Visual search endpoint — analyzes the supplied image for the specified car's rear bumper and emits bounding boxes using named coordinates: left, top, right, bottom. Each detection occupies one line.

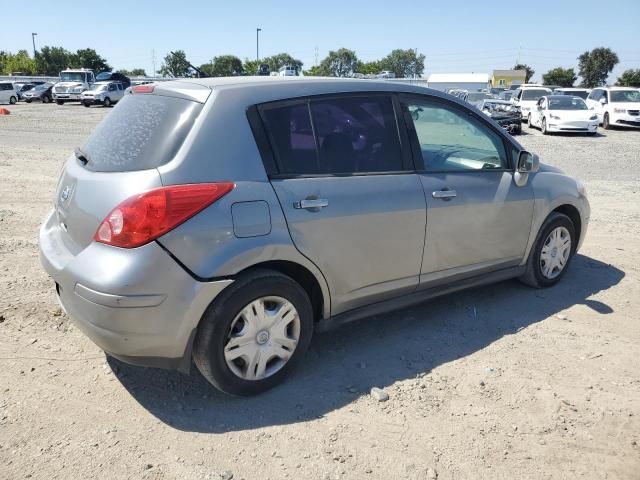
left=39, top=209, right=232, bottom=372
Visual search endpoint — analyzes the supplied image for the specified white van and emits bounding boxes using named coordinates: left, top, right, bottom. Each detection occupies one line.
left=585, top=87, right=640, bottom=129
left=0, top=82, right=18, bottom=105
left=512, top=85, right=552, bottom=122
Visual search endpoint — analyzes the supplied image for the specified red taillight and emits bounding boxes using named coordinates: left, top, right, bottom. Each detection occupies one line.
left=132, top=84, right=155, bottom=94
left=94, top=183, right=235, bottom=248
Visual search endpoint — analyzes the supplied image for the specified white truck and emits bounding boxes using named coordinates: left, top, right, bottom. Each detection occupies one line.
left=52, top=68, right=96, bottom=105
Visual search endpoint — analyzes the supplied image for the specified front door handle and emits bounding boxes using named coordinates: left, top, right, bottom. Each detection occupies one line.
left=432, top=189, right=457, bottom=200
left=294, top=198, right=329, bottom=210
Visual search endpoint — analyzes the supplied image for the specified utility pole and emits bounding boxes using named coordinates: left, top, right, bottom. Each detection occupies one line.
left=151, top=49, right=156, bottom=77
left=314, top=46, right=319, bottom=66
left=256, top=28, right=262, bottom=62
left=31, top=33, right=38, bottom=59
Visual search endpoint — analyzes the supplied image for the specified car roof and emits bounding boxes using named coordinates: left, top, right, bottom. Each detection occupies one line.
left=600, top=86, right=639, bottom=91
left=151, top=76, right=453, bottom=104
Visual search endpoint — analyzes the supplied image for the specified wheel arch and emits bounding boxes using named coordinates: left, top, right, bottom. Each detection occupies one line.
left=239, top=260, right=327, bottom=323
left=551, top=204, right=582, bottom=249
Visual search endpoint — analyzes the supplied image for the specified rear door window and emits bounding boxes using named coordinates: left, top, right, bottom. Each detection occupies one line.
left=81, top=94, right=202, bottom=172
left=260, top=95, right=403, bottom=175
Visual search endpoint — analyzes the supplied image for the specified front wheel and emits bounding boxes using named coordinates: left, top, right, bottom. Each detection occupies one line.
left=42, top=95, right=51, bottom=104
left=193, top=269, right=314, bottom=396
left=527, top=114, right=533, bottom=128
left=25, top=99, right=32, bottom=103
left=83, top=101, right=91, bottom=108
left=541, top=118, right=548, bottom=135
left=56, top=100, right=64, bottom=105
left=103, top=97, right=112, bottom=107
left=519, top=212, right=576, bottom=288
left=603, top=113, right=611, bottom=130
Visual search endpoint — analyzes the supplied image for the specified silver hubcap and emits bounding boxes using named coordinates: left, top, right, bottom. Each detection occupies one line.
left=224, top=296, right=300, bottom=381
left=540, top=226, right=571, bottom=279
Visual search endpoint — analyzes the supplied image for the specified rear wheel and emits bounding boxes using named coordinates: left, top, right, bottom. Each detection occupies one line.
left=42, top=95, right=51, bottom=104
left=603, top=113, right=611, bottom=130
left=9, top=96, right=17, bottom=105
left=519, top=212, right=576, bottom=288
left=193, top=269, right=314, bottom=396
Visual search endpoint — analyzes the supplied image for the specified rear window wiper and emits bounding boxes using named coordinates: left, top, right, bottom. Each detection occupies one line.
left=74, top=147, right=90, bottom=166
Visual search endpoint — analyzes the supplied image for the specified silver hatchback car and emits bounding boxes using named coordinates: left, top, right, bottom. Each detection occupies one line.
left=39, top=78, right=590, bottom=396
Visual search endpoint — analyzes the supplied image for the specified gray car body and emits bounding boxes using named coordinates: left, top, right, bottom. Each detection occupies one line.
left=39, top=77, right=590, bottom=372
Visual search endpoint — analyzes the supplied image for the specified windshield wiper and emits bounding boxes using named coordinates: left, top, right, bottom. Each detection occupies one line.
left=74, top=147, right=90, bottom=166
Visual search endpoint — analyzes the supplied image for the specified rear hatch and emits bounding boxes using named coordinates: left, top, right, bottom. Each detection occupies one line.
left=54, top=82, right=211, bottom=254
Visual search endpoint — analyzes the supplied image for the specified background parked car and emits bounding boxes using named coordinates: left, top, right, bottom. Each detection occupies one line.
left=22, top=83, right=54, bottom=103
left=95, top=71, right=131, bottom=89
left=585, top=87, right=640, bottom=130
left=81, top=81, right=125, bottom=107
left=479, top=99, right=522, bottom=134
left=463, top=91, right=494, bottom=108
left=14, top=83, right=35, bottom=100
left=512, top=85, right=553, bottom=122
left=0, top=82, right=18, bottom=104
left=528, top=95, right=598, bottom=135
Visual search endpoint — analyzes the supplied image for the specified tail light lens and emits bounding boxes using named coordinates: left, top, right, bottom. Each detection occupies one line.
left=132, top=84, right=155, bottom=94
left=94, top=183, right=234, bottom=248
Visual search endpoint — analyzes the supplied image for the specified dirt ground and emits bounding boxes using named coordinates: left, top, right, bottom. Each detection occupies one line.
left=1, top=102, right=639, bottom=480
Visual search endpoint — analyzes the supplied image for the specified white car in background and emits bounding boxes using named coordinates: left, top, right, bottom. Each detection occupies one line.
left=512, top=85, right=553, bottom=122
left=585, top=87, right=640, bottom=129
left=528, top=95, right=598, bottom=135
left=81, top=81, right=125, bottom=107
left=553, top=87, right=590, bottom=100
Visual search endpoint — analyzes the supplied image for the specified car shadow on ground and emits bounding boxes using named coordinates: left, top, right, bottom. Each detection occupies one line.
left=108, top=254, right=623, bottom=433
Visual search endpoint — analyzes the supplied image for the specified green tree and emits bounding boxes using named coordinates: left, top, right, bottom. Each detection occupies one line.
left=261, top=53, right=303, bottom=72
left=542, top=67, right=577, bottom=87
left=303, top=65, right=324, bottom=76
left=159, top=50, right=192, bottom=77
left=72, top=48, right=111, bottom=72
left=616, top=69, right=640, bottom=87
left=513, top=63, right=535, bottom=83
left=380, top=49, right=425, bottom=78
left=200, top=55, right=244, bottom=77
left=356, top=60, right=383, bottom=75
left=318, top=48, right=360, bottom=77
left=1, top=50, right=37, bottom=75
left=35, top=46, right=74, bottom=76
left=242, top=59, right=261, bottom=75
left=578, top=47, right=619, bottom=88
left=118, top=68, right=147, bottom=76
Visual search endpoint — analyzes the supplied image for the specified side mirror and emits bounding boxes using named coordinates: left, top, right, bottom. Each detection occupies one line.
left=517, top=151, right=539, bottom=173
left=599, top=97, right=607, bottom=105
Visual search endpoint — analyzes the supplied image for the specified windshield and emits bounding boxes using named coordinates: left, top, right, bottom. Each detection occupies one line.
left=522, top=89, right=551, bottom=100
left=558, top=90, right=589, bottom=99
left=33, top=84, right=50, bottom=91
left=610, top=90, right=640, bottom=103
left=548, top=97, right=588, bottom=110
left=82, top=94, right=203, bottom=172
left=60, top=72, right=87, bottom=82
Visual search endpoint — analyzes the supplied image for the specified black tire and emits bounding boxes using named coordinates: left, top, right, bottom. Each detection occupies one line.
left=25, top=99, right=32, bottom=103
left=193, top=269, right=314, bottom=396
left=515, top=125, right=522, bottom=135
left=527, top=114, right=533, bottom=128
left=519, top=212, right=576, bottom=288
left=603, top=113, right=611, bottom=130
left=42, top=95, right=51, bottom=104
left=9, top=96, right=17, bottom=105
left=541, top=118, right=548, bottom=135
left=56, top=100, right=64, bottom=105
left=103, top=97, right=112, bottom=107
left=83, top=101, right=91, bottom=108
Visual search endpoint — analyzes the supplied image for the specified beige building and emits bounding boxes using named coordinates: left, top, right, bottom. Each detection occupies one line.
left=492, top=69, right=527, bottom=88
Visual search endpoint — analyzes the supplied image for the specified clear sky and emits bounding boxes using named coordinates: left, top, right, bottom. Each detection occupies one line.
left=4, top=0, right=639, bottom=82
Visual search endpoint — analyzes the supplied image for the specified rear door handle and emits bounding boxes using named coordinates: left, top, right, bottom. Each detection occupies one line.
left=294, top=198, right=329, bottom=210
left=432, top=189, right=457, bottom=200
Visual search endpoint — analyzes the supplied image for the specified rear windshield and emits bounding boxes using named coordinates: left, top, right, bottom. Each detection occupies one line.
left=81, top=94, right=202, bottom=172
